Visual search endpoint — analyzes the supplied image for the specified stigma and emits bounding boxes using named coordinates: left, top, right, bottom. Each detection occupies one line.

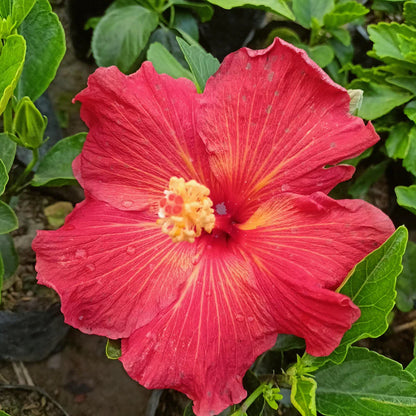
left=157, top=177, right=215, bottom=243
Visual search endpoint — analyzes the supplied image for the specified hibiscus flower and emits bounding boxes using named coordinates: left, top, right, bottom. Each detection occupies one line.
left=33, top=38, right=394, bottom=415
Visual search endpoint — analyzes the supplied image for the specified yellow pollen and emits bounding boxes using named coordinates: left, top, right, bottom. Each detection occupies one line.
left=157, top=177, right=215, bottom=243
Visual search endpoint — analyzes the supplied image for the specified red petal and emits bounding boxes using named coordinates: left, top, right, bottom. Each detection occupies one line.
left=120, top=238, right=277, bottom=415
left=237, top=192, right=395, bottom=355
left=32, top=197, right=198, bottom=338
left=199, top=38, right=378, bottom=219
left=74, top=64, right=212, bottom=212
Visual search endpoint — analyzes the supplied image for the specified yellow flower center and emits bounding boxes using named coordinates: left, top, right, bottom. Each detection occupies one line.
left=157, top=177, right=215, bottom=243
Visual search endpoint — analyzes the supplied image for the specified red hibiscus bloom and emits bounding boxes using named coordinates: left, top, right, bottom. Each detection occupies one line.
left=33, top=38, right=394, bottom=415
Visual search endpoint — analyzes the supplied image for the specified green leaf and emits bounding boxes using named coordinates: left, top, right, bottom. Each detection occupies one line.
left=11, top=0, right=35, bottom=28
left=307, top=226, right=408, bottom=368
left=396, top=185, right=416, bottom=216
left=403, top=126, right=416, bottom=175
left=177, top=38, right=219, bottom=93
left=404, top=1, right=416, bottom=26
left=0, top=0, right=12, bottom=17
left=347, top=160, right=389, bottom=199
left=92, top=4, right=158, bottom=73
left=386, top=122, right=412, bottom=159
left=292, top=0, right=334, bottom=28
left=173, top=9, right=199, bottom=41
left=323, top=1, right=368, bottom=29
left=31, top=132, right=86, bottom=187
left=0, top=234, right=18, bottom=281
left=147, top=42, right=193, bottom=80
left=291, top=375, right=317, bottom=416
left=308, top=44, right=334, bottom=68
left=315, top=347, right=416, bottom=416
left=349, top=80, right=413, bottom=120
left=387, top=76, right=416, bottom=95
left=0, top=159, right=8, bottom=196
left=171, top=0, right=214, bottom=23
left=0, top=251, right=3, bottom=304
left=406, top=355, right=416, bottom=378
left=0, top=34, right=25, bottom=116
left=405, top=100, right=416, bottom=123
left=206, top=0, right=295, bottom=20
left=329, top=28, right=351, bottom=46
left=396, top=240, right=416, bottom=312
left=273, top=334, right=305, bottom=352
left=0, top=200, right=18, bottom=234
left=368, top=22, right=416, bottom=62
left=0, top=133, right=16, bottom=174
left=16, top=0, right=65, bottom=101
left=0, top=410, right=11, bottom=416
left=105, top=338, right=121, bottom=359
left=183, top=402, right=196, bottom=416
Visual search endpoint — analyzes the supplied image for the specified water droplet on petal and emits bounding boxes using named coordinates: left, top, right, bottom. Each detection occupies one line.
left=122, top=200, right=133, bottom=208
left=75, top=249, right=87, bottom=259
left=78, top=315, right=84, bottom=321
left=247, top=316, right=254, bottom=322
left=86, top=263, right=95, bottom=272
left=236, top=314, right=244, bottom=322
left=126, top=246, right=135, bottom=255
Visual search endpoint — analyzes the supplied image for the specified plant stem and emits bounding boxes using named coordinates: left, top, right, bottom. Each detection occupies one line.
left=230, top=384, right=265, bottom=415
left=5, top=147, right=39, bottom=198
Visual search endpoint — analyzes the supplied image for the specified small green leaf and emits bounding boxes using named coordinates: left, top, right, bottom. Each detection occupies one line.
left=31, top=132, right=86, bottom=187
left=307, top=44, right=334, bottom=68
left=0, top=133, right=17, bottom=172
left=368, top=22, right=416, bottom=62
left=292, top=0, right=334, bottom=28
left=0, top=34, right=26, bottom=116
left=329, top=28, right=351, bottom=46
left=315, top=347, right=416, bottom=416
left=404, top=1, right=416, bottom=26
left=396, top=240, right=416, bottom=312
left=323, top=1, right=368, bottom=29
left=403, top=126, right=416, bottom=175
left=307, top=226, right=408, bottom=368
left=16, top=0, right=65, bottom=101
left=347, top=160, right=389, bottom=199
left=291, top=375, right=317, bottom=416
left=11, top=0, right=35, bottom=28
left=171, top=0, right=214, bottom=23
left=0, top=200, right=18, bottom=234
left=349, top=80, right=413, bottom=120
left=92, top=5, right=158, bottom=73
left=105, top=338, right=121, bottom=359
left=0, top=233, right=18, bottom=281
left=386, top=122, right=412, bottom=159
left=177, top=38, right=219, bottom=93
left=205, top=0, right=295, bottom=20
left=0, top=410, right=11, bottom=416
left=0, top=159, right=8, bottom=196
left=147, top=42, right=193, bottom=80
left=396, top=185, right=416, bottom=216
